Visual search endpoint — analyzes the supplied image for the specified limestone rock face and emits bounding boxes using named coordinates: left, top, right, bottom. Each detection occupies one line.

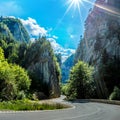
left=24, top=39, right=60, bottom=98
left=75, top=0, right=120, bottom=98
left=0, top=17, right=30, bottom=42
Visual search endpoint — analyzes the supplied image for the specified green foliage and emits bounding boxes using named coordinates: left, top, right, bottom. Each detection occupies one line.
left=17, top=42, right=28, bottom=65
left=0, top=99, right=68, bottom=111
left=0, top=17, right=61, bottom=100
left=23, top=38, right=49, bottom=68
left=12, top=65, right=31, bottom=91
left=16, top=91, right=26, bottom=100
left=0, top=22, right=15, bottom=43
left=0, top=47, right=31, bottom=101
left=0, top=47, right=4, bottom=60
left=0, top=22, right=19, bottom=64
left=22, top=38, right=61, bottom=97
left=0, top=53, right=17, bottom=100
left=61, top=84, right=69, bottom=96
left=23, top=39, right=51, bottom=95
left=63, top=61, right=96, bottom=99
left=5, top=43, right=19, bottom=63
left=54, top=55, right=61, bottom=81
left=109, top=87, right=120, bottom=100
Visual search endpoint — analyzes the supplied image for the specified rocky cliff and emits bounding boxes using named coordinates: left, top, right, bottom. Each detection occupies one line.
left=0, top=17, right=30, bottom=42
left=0, top=17, right=60, bottom=98
left=75, top=0, right=120, bottom=98
left=23, top=38, right=61, bottom=98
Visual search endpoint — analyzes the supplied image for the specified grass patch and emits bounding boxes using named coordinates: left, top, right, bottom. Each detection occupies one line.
left=0, top=99, right=69, bottom=111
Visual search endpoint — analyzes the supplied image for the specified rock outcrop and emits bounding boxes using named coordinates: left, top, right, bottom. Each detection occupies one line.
left=0, top=17, right=30, bottom=42
left=23, top=38, right=61, bottom=98
left=75, top=0, right=120, bottom=98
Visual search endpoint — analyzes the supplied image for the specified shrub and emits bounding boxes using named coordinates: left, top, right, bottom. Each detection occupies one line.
left=63, top=61, right=96, bottom=99
left=61, top=84, right=69, bottom=96
left=12, top=65, right=31, bottom=91
left=16, top=91, right=26, bottom=100
left=109, top=86, right=120, bottom=100
left=0, top=47, right=4, bottom=60
left=0, top=47, right=31, bottom=101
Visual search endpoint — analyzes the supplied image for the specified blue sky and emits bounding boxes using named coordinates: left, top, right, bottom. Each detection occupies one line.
left=0, top=0, right=96, bottom=49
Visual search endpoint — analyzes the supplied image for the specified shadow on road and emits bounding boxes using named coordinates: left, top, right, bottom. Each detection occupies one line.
left=68, top=99, right=90, bottom=104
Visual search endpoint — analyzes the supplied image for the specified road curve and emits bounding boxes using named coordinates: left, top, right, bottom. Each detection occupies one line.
left=0, top=100, right=120, bottom=120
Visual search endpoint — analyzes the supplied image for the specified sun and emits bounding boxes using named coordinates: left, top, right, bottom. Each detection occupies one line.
left=66, top=0, right=84, bottom=26
left=68, top=0, right=82, bottom=7
left=67, top=0, right=83, bottom=12
left=53, top=0, right=84, bottom=32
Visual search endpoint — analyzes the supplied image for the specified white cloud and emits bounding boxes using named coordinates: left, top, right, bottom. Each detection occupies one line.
left=20, top=17, right=75, bottom=62
left=20, top=17, right=47, bottom=37
left=53, top=35, right=58, bottom=39
left=48, top=38, right=75, bottom=62
left=0, top=1, right=23, bottom=16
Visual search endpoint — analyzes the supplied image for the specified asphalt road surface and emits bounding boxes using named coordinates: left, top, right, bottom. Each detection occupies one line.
left=0, top=100, right=120, bottom=120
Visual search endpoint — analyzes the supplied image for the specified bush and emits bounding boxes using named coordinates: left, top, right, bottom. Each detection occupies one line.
left=63, top=61, right=96, bottom=99
left=12, top=65, right=31, bottom=91
left=61, top=84, right=69, bottom=96
left=0, top=47, right=31, bottom=101
left=0, top=47, right=4, bottom=60
left=109, top=86, right=120, bottom=100
left=16, top=91, right=26, bottom=100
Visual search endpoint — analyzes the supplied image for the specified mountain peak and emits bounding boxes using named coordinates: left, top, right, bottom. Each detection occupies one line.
left=0, top=17, right=30, bottom=42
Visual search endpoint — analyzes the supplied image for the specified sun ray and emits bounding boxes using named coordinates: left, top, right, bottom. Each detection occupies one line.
left=53, top=0, right=120, bottom=33
left=53, top=0, right=84, bottom=33
left=83, top=0, right=120, bottom=17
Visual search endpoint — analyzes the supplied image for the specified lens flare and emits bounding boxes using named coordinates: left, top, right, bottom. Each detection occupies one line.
left=53, top=0, right=84, bottom=32
left=83, top=0, right=120, bottom=16
left=53, top=0, right=120, bottom=33
left=67, top=0, right=83, bottom=10
left=66, top=0, right=83, bottom=16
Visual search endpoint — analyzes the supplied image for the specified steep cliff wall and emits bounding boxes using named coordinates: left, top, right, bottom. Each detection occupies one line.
left=75, top=0, right=120, bottom=98
left=23, top=38, right=61, bottom=98
left=0, top=17, right=30, bottom=42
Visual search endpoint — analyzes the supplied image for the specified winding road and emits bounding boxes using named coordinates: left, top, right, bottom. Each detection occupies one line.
left=0, top=97, right=120, bottom=120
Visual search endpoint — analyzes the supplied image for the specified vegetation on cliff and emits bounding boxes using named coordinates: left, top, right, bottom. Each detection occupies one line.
left=0, top=17, right=61, bottom=101
left=23, top=38, right=61, bottom=98
left=0, top=17, right=30, bottom=43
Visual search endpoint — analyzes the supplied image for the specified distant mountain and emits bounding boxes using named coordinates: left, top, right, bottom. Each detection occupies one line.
left=61, top=54, right=75, bottom=83
left=0, top=16, right=30, bottom=42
